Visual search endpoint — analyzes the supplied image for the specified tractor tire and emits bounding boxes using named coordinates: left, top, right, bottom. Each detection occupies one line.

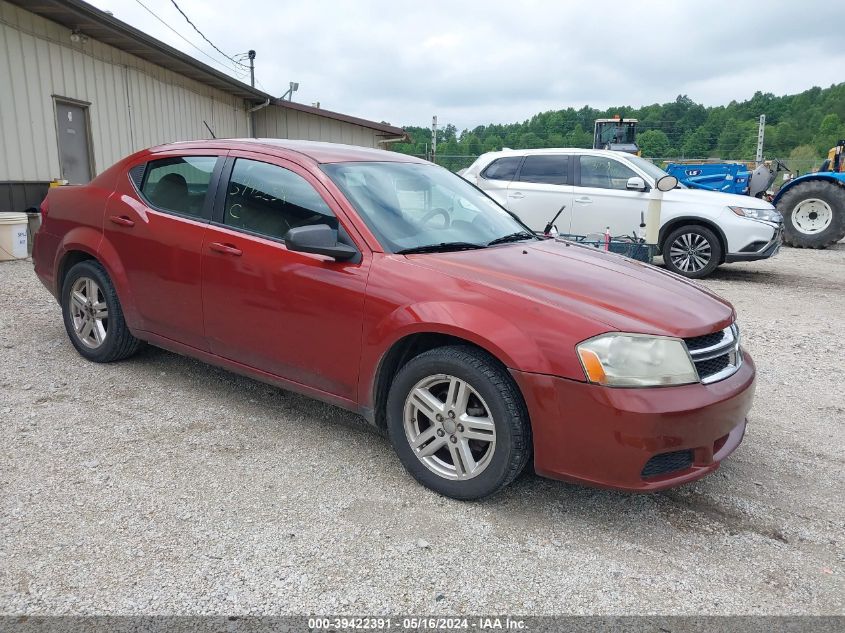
left=776, top=180, right=845, bottom=248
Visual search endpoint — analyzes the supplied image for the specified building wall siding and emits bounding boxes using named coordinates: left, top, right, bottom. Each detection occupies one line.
left=253, top=106, right=388, bottom=149
left=0, top=0, right=248, bottom=183
left=0, top=0, right=399, bottom=213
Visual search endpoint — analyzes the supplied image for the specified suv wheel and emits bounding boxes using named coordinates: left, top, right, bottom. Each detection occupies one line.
left=61, top=260, right=143, bottom=362
left=386, top=346, right=531, bottom=500
left=662, top=225, right=722, bottom=278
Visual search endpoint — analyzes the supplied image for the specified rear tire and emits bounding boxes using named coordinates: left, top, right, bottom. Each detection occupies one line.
left=662, top=225, right=722, bottom=279
left=776, top=180, right=845, bottom=248
left=386, top=346, right=531, bottom=500
left=61, top=260, right=142, bottom=362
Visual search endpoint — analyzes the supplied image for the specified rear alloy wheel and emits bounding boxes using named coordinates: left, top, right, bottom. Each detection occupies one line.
left=68, top=277, right=109, bottom=349
left=386, top=346, right=531, bottom=500
left=61, top=260, right=142, bottom=362
left=662, top=225, right=721, bottom=278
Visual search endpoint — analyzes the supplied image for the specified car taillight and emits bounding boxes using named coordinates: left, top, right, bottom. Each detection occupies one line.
left=39, top=197, right=49, bottom=223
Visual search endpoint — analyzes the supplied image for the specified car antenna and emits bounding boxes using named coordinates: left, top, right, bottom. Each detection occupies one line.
left=203, top=120, right=217, bottom=139
left=543, top=205, right=566, bottom=236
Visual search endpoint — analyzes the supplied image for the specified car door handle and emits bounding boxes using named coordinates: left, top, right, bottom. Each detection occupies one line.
left=575, top=197, right=593, bottom=204
left=509, top=192, right=524, bottom=199
left=109, top=215, right=135, bottom=227
left=208, top=242, right=243, bottom=256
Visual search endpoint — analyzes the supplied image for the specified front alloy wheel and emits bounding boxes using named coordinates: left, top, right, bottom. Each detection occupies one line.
left=404, top=374, right=496, bottom=480
left=386, top=345, right=531, bottom=500
left=662, top=225, right=722, bottom=278
left=669, top=232, right=711, bottom=274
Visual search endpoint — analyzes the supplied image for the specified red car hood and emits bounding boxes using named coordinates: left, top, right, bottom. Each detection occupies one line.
left=403, top=239, right=734, bottom=338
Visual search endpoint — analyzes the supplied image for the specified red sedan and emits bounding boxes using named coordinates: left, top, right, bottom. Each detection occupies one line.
left=33, top=140, right=755, bottom=499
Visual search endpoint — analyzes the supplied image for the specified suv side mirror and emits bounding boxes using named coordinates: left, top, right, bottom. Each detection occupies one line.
left=626, top=176, right=647, bottom=191
left=284, top=224, right=357, bottom=261
left=656, top=174, right=678, bottom=192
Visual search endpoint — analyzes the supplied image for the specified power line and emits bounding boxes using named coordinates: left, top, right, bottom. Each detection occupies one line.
left=168, top=0, right=249, bottom=69
left=132, top=0, right=249, bottom=78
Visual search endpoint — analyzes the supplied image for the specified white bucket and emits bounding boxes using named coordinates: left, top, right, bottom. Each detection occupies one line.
left=0, top=212, right=30, bottom=261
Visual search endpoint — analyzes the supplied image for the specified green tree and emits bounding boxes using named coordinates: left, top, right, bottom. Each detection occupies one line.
left=788, top=144, right=821, bottom=175
left=389, top=83, right=845, bottom=170
left=564, top=124, right=592, bottom=148
left=718, top=119, right=743, bottom=158
left=638, top=130, right=671, bottom=157
left=482, top=135, right=503, bottom=152
left=518, top=132, right=544, bottom=149
left=681, top=127, right=710, bottom=158
left=813, top=114, right=844, bottom=155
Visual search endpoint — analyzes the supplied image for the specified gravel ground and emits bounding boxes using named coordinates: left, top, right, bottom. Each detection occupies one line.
left=0, top=245, right=843, bottom=616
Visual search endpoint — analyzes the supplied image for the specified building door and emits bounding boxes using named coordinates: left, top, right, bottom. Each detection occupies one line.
left=55, top=101, right=93, bottom=184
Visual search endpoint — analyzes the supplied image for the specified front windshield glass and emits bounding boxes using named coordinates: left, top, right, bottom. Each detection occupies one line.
left=623, top=154, right=670, bottom=182
left=322, top=161, right=535, bottom=253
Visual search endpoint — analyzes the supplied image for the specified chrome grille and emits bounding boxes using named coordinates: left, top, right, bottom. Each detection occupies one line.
left=684, top=323, right=741, bottom=384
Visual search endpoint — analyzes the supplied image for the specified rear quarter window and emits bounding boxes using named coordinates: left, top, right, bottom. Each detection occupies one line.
left=481, top=156, right=523, bottom=182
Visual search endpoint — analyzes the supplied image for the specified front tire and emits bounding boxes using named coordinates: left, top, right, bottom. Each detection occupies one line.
left=776, top=180, right=845, bottom=248
left=662, top=225, right=722, bottom=278
left=61, top=260, right=142, bottom=362
left=386, top=346, right=531, bottom=500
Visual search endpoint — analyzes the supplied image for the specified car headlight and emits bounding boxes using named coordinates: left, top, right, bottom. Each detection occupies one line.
left=729, top=206, right=782, bottom=223
left=576, top=333, right=699, bottom=387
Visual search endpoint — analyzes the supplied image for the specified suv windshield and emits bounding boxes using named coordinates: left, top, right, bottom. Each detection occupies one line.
left=322, top=162, right=536, bottom=253
left=622, top=154, right=673, bottom=183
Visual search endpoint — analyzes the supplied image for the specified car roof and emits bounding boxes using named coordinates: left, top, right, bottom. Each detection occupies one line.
left=147, top=138, right=428, bottom=165
left=481, top=147, right=627, bottom=159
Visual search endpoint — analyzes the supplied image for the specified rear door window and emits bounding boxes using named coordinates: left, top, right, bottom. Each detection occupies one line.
left=481, top=156, right=523, bottom=181
left=517, top=155, right=569, bottom=185
left=140, top=156, right=218, bottom=219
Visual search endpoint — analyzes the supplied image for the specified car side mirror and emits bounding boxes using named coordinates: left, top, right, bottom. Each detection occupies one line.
left=284, top=224, right=357, bottom=261
left=656, top=174, right=678, bottom=192
left=626, top=176, right=647, bottom=191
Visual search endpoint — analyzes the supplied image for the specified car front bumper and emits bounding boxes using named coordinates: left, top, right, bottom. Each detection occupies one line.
left=510, top=352, right=756, bottom=491
left=725, top=224, right=783, bottom=263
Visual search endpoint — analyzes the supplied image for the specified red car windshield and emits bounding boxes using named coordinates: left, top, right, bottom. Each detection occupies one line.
left=323, top=162, right=534, bottom=253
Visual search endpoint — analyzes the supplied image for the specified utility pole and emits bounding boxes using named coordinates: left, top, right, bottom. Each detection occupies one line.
left=248, top=50, right=256, bottom=88
left=431, top=115, right=438, bottom=164
left=756, top=114, right=766, bottom=165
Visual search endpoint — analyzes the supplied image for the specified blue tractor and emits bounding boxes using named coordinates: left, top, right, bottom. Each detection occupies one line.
left=772, top=141, right=845, bottom=248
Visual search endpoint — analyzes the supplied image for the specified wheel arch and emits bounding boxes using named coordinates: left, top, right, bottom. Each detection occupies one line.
left=773, top=173, right=845, bottom=205
left=366, top=316, right=539, bottom=432
left=658, top=216, right=729, bottom=264
left=57, top=232, right=142, bottom=331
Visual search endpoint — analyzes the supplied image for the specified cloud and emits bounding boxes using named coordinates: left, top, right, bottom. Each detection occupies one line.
left=91, top=0, right=844, bottom=130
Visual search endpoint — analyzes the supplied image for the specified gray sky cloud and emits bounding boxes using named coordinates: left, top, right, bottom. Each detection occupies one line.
left=91, top=0, right=844, bottom=130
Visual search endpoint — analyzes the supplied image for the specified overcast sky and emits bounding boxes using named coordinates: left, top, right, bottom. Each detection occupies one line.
left=90, top=0, right=843, bottom=131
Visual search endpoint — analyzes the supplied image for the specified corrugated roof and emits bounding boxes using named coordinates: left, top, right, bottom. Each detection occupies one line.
left=9, top=0, right=407, bottom=137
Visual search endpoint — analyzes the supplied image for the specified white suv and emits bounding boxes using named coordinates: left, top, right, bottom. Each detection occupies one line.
left=462, top=148, right=783, bottom=278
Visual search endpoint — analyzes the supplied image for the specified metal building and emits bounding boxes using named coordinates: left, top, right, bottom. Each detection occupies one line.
left=0, top=0, right=406, bottom=213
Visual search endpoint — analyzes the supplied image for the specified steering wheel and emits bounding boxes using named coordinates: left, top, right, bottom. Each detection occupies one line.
left=418, top=207, right=450, bottom=229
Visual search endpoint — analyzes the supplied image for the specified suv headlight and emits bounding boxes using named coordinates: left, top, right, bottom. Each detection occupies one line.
left=729, top=206, right=782, bottom=223
left=577, top=333, right=699, bottom=387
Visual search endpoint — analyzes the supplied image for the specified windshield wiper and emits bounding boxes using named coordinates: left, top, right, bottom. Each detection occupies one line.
left=397, top=242, right=486, bottom=255
left=487, top=231, right=537, bottom=246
